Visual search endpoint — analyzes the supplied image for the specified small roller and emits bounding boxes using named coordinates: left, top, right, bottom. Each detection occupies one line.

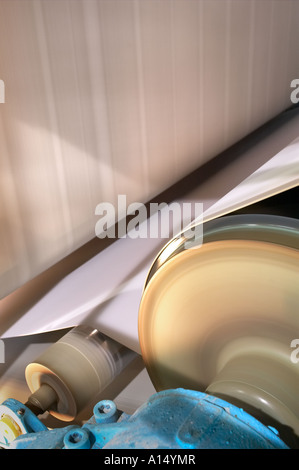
left=25, top=326, right=136, bottom=421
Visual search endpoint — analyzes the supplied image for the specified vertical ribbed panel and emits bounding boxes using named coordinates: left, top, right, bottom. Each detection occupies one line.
left=0, top=0, right=299, bottom=297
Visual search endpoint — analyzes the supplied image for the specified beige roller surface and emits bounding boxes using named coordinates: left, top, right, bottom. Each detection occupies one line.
left=139, top=240, right=299, bottom=431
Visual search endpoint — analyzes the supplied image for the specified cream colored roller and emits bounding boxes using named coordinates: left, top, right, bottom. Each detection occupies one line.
left=25, top=326, right=136, bottom=421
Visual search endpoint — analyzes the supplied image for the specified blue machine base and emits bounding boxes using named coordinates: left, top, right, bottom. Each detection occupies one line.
left=1, top=389, right=288, bottom=449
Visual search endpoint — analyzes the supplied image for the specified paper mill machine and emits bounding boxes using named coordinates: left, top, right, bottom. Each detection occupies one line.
left=0, top=0, right=299, bottom=451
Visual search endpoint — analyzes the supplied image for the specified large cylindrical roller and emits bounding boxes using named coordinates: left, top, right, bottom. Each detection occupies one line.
left=138, top=215, right=299, bottom=441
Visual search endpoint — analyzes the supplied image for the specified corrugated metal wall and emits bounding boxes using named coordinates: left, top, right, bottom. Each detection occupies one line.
left=1, top=0, right=299, bottom=298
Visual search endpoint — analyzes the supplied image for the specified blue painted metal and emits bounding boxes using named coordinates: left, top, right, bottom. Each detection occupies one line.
left=0, top=398, right=47, bottom=447
left=3, top=389, right=289, bottom=449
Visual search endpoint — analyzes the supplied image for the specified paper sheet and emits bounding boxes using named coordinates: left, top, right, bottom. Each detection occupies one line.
left=1, top=135, right=298, bottom=352
left=203, top=136, right=299, bottom=223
